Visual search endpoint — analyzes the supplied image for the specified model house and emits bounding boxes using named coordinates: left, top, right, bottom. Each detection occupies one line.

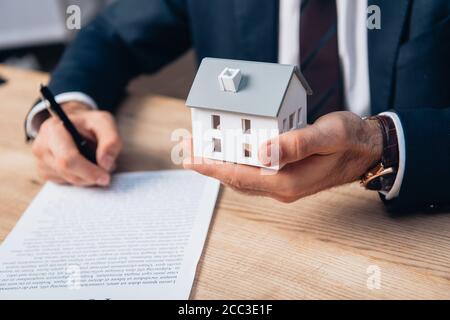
left=186, top=58, right=312, bottom=169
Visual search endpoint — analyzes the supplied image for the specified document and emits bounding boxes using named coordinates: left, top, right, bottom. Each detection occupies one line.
left=0, top=170, right=220, bottom=299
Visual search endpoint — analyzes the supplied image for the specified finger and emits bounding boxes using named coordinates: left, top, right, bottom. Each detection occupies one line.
left=82, top=112, right=122, bottom=171
left=258, top=127, right=321, bottom=167
left=31, top=120, right=55, bottom=159
left=222, top=180, right=297, bottom=203
left=38, top=151, right=94, bottom=186
left=38, top=119, right=92, bottom=186
left=47, top=122, right=111, bottom=186
left=33, top=135, right=64, bottom=185
left=35, top=118, right=108, bottom=186
left=37, top=164, right=67, bottom=184
left=184, top=156, right=280, bottom=193
left=222, top=181, right=270, bottom=197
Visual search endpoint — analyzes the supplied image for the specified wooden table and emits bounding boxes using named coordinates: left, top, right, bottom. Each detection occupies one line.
left=0, top=65, right=449, bottom=300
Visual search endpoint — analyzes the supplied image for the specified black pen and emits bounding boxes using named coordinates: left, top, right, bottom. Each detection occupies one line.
left=40, top=85, right=97, bottom=164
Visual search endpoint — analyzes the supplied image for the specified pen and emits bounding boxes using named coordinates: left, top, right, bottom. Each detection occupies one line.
left=40, top=85, right=97, bottom=164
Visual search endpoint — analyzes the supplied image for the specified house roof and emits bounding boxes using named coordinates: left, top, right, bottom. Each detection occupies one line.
left=186, top=58, right=312, bottom=118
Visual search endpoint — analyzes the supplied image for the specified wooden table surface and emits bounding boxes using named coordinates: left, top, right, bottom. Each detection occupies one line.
left=0, top=65, right=449, bottom=300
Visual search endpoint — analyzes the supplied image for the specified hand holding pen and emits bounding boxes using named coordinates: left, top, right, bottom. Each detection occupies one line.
left=32, top=85, right=122, bottom=187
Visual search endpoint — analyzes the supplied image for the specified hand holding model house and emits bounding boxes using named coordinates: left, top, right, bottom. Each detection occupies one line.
left=186, top=58, right=312, bottom=170
left=184, top=58, right=384, bottom=202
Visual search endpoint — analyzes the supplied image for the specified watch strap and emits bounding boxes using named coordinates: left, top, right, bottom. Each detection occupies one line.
left=361, top=115, right=399, bottom=191
left=368, top=115, right=399, bottom=169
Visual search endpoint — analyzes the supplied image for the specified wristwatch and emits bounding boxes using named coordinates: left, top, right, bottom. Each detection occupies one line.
left=361, top=115, right=399, bottom=192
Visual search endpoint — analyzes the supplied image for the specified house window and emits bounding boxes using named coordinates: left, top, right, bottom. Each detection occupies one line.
left=283, top=118, right=287, bottom=132
left=289, top=113, right=295, bottom=130
left=297, top=107, right=303, bottom=126
left=211, top=115, right=221, bottom=130
left=212, top=138, right=222, bottom=153
left=242, top=119, right=251, bottom=134
left=243, top=143, right=252, bottom=158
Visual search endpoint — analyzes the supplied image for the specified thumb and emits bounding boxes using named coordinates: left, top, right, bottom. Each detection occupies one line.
left=87, top=112, right=122, bottom=171
left=259, top=126, right=320, bottom=167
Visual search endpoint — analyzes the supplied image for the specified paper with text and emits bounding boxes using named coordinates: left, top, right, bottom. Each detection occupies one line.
left=0, top=171, right=220, bottom=299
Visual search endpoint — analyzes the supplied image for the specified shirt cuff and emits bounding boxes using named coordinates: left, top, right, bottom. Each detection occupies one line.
left=379, top=111, right=406, bottom=200
left=25, top=92, right=98, bottom=139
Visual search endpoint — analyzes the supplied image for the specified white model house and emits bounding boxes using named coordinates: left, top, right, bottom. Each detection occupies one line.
left=186, top=58, right=312, bottom=169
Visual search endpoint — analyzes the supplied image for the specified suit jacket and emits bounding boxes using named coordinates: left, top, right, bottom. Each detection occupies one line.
left=47, top=0, right=450, bottom=213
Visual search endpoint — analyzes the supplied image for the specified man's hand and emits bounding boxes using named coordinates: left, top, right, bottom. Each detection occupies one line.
left=184, top=112, right=383, bottom=203
left=31, top=102, right=122, bottom=187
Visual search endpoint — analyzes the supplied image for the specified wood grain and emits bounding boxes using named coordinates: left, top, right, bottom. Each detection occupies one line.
left=0, top=65, right=449, bottom=299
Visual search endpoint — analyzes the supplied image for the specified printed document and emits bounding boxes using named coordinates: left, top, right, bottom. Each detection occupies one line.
left=0, top=170, right=220, bottom=299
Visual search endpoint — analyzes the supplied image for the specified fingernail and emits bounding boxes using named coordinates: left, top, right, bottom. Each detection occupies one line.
left=101, top=155, right=115, bottom=171
left=96, top=175, right=110, bottom=186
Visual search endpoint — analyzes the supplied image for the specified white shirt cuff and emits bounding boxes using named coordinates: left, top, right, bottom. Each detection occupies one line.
left=25, top=92, right=98, bottom=139
left=379, top=111, right=406, bottom=200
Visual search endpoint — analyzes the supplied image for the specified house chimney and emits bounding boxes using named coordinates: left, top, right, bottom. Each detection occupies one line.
left=218, top=68, right=242, bottom=93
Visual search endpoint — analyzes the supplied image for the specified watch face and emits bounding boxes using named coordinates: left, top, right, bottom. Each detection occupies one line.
left=366, top=171, right=396, bottom=191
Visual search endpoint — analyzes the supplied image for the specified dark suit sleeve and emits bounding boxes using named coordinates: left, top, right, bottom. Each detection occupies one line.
left=48, top=0, right=191, bottom=112
left=382, top=108, right=450, bottom=213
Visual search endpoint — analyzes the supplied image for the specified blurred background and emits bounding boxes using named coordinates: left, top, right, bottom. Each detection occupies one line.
left=0, top=0, right=195, bottom=99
